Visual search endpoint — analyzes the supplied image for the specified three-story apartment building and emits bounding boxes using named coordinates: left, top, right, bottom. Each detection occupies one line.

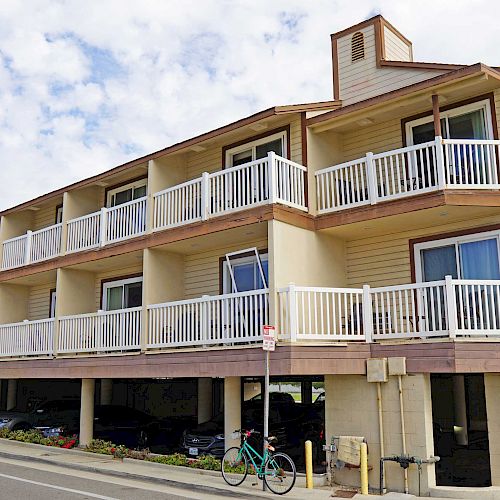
left=1, top=15, right=500, bottom=496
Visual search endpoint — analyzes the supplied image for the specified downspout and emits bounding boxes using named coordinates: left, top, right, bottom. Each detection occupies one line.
left=398, top=375, right=409, bottom=494
left=377, top=382, right=385, bottom=493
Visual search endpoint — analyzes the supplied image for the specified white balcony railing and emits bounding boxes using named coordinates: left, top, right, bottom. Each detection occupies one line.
left=1, top=224, right=62, bottom=270
left=316, top=137, right=500, bottom=213
left=0, top=319, right=54, bottom=357
left=58, top=307, right=142, bottom=354
left=153, top=152, right=307, bottom=231
left=279, top=277, right=500, bottom=341
left=147, top=289, right=269, bottom=349
left=66, top=197, right=147, bottom=253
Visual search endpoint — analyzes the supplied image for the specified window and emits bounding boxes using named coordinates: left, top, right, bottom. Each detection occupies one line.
left=351, top=32, right=365, bottom=62
left=406, top=99, right=494, bottom=145
left=55, top=205, right=63, bottom=224
left=50, top=290, right=57, bottom=318
left=222, top=252, right=268, bottom=293
left=225, top=131, right=287, bottom=168
left=106, top=179, right=147, bottom=208
left=415, top=230, right=500, bottom=282
left=102, top=277, right=143, bottom=311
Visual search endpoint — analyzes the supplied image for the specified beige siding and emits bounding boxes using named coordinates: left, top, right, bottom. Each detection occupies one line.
left=337, top=24, right=446, bottom=105
left=94, top=264, right=143, bottom=310
left=186, top=117, right=303, bottom=180
left=342, top=118, right=402, bottom=162
left=28, top=283, right=55, bottom=321
left=346, top=214, right=500, bottom=288
left=33, top=200, right=62, bottom=231
left=184, top=238, right=267, bottom=299
left=383, top=27, right=411, bottom=62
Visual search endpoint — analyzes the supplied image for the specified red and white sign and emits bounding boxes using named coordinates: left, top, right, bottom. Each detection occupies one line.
left=263, top=325, right=276, bottom=352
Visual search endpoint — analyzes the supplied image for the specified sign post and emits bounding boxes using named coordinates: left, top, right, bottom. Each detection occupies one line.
left=262, top=325, right=275, bottom=491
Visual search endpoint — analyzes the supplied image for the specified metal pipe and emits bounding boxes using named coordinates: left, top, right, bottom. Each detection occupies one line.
left=377, top=382, right=386, bottom=492
left=398, top=375, right=409, bottom=494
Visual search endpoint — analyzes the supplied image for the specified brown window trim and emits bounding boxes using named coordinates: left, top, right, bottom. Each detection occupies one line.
left=104, top=175, right=148, bottom=207
left=218, top=248, right=268, bottom=294
left=54, top=204, right=63, bottom=225
left=99, top=272, right=143, bottom=310
left=221, top=125, right=291, bottom=168
left=401, top=93, right=499, bottom=147
left=49, top=288, right=56, bottom=317
left=409, top=223, right=500, bottom=283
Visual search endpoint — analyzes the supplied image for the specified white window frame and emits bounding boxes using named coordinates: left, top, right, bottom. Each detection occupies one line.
left=102, top=276, right=143, bottom=311
left=414, top=229, right=500, bottom=282
left=222, top=252, right=269, bottom=294
left=224, top=131, right=287, bottom=168
left=55, top=206, right=63, bottom=224
left=106, top=178, right=147, bottom=208
left=405, top=99, right=494, bottom=145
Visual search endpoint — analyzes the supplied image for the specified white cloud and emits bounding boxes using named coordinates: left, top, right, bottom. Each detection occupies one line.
left=0, top=0, right=498, bottom=210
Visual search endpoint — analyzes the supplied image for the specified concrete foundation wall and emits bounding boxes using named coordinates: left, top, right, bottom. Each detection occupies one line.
left=325, top=373, right=435, bottom=495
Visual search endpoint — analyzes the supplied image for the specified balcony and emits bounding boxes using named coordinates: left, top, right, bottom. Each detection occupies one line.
left=152, top=153, right=307, bottom=230
left=315, top=138, right=500, bottom=214
left=1, top=154, right=307, bottom=270
left=147, top=289, right=269, bottom=349
left=66, top=197, right=148, bottom=253
left=278, top=278, right=500, bottom=341
left=58, top=307, right=142, bottom=354
left=1, top=224, right=62, bottom=270
left=0, top=279, right=499, bottom=360
left=0, top=319, right=55, bottom=357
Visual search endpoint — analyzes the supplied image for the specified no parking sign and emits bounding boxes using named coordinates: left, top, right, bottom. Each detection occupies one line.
left=262, top=325, right=276, bottom=351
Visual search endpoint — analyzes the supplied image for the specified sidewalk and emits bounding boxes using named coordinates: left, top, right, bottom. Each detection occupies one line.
left=0, top=438, right=332, bottom=499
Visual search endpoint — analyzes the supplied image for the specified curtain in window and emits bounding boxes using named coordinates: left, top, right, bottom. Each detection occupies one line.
left=422, top=245, right=458, bottom=281
left=460, top=239, right=500, bottom=279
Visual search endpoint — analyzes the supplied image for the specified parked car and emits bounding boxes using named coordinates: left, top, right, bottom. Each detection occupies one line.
left=181, top=406, right=286, bottom=458
left=34, top=400, right=160, bottom=448
left=0, top=409, right=35, bottom=431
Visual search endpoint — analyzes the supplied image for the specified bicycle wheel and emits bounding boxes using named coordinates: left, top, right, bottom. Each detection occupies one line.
left=221, top=447, right=248, bottom=486
left=264, top=452, right=296, bottom=495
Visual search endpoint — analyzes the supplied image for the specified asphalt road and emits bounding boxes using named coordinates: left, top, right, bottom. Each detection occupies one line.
left=0, top=458, right=221, bottom=499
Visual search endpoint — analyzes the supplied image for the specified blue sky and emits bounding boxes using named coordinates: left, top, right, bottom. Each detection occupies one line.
left=0, top=0, right=498, bottom=210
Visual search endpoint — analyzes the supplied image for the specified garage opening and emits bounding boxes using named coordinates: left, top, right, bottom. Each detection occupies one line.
left=431, top=374, right=491, bottom=487
left=242, top=375, right=326, bottom=473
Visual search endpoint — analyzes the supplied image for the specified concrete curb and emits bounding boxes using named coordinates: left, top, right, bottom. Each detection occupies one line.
left=0, top=448, right=255, bottom=499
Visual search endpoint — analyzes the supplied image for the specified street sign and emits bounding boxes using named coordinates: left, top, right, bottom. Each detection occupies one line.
left=263, top=325, right=275, bottom=351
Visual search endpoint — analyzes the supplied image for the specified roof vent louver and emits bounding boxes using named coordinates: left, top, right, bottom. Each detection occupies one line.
left=351, top=32, right=365, bottom=62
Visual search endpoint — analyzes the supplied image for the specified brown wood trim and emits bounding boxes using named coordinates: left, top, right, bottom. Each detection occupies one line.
left=331, top=14, right=383, bottom=40
left=409, top=222, right=500, bottom=283
left=54, top=204, right=63, bottom=224
left=308, top=63, right=495, bottom=127
left=300, top=112, right=309, bottom=208
left=379, top=16, right=412, bottom=47
left=331, top=36, right=340, bottom=100
left=221, top=125, right=291, bottom=167
left=218, top=248, right=268, bottom=294
left=432, top=94, right=442, bottom=136
left=380, top=60, right=464, bottom=71
left=99, top=273, right=143, bottom=310
left=374, top=16, right=384, bottom=68
left=104, top=174, right=148, bottom=206
left=401, top=92, right=499, bottom=147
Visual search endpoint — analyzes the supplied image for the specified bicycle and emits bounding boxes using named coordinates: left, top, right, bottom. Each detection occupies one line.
left=221, top=429, right=296, bottom=495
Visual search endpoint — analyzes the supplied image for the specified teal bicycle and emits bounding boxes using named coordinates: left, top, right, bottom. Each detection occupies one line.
left=221, top=429, right=296, bottom=495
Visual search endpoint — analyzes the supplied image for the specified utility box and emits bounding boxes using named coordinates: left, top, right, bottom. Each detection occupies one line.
left=388, top=357, right=407, bottom=376
left=366, top=358, right=388, bottom=383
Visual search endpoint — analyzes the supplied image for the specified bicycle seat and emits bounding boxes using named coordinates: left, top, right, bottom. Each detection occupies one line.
left=266, top=436, right=278, bottom=444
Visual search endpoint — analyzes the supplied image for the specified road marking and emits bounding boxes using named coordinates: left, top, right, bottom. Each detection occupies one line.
left=0, top=471, right=120, bottom=499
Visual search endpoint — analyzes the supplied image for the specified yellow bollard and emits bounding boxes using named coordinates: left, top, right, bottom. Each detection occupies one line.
left=305, top=440, right=313, bottom=489
left=360, top=442, right=369, bottom=495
